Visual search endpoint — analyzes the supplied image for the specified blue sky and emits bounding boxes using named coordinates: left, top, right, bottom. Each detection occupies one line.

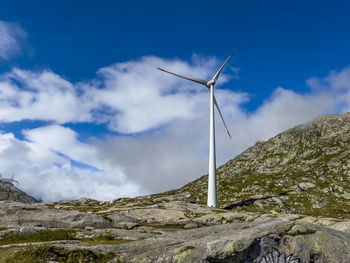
left=0, top=1, right=350, bottom=201
left=2, top=1, right=350, bottom=103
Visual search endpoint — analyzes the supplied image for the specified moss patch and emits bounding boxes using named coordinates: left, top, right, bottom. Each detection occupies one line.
left=3, top=245, right=116, bottom=263
left=0, top=229, right=76, bottom=245
left=80, top=235, right=132, bottom=245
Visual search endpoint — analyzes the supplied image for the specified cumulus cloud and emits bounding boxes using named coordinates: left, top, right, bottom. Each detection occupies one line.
left=0, top=21, right=26, bottom=60
left=306, top=66, right=350, bottom=112
left=0, top=55, right=232, bottom=132
left=0, top=69, right=92, bottom=123
left=87, top=55, right=233, bottom=133
left=1, top=55, right=350, bottom=201
left=0, top=126, right=140, bottom=202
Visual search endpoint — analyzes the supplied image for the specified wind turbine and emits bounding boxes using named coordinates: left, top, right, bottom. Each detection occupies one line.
left=157, top=52, right=234, bottom=207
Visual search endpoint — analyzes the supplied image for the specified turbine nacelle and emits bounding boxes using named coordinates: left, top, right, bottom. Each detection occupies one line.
left=206, top=79, right=215, bottom=87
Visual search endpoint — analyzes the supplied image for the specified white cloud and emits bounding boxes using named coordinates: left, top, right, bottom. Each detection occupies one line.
left=1, top=55, right=350, bottom=201
left=89, top=55, right=230, bottom=133
left=0, top=55, right=232, bottom=133
left=0, top=69, right=92, bottom=123
left=0, top=21, right=26, bottom=60
left=0, top=126, right=140, bottom=202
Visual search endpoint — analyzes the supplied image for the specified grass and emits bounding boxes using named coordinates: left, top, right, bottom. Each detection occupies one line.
left=80, top=235, right=132, bottom=245
left=140, top=223, right=186, bottom=230
left=0, top=229, right=77, bottom=245
left=0, top=247, right=20, bottom=262
left=177, top=165, right=350, bottom=220
left=2, top=245, right=116, bottom=263
left=0, top=227, right=8, bottom=231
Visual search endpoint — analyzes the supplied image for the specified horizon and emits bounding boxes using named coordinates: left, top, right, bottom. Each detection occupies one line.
left=1, top=0, right=350, bottom=202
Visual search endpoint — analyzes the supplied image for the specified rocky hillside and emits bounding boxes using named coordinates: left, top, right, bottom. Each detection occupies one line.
left=2, top=199, right=350, bottom=262
left=174, top=112, right=350, bottom=219
left=0, top=179, right=37, bottom=203
left=3, top=112, right=350, bottom=262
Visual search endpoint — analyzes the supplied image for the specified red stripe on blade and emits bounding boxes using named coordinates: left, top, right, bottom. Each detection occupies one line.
left=157, top=68, right=165, bottom=71
left=227, top=130, right=232, bottom=138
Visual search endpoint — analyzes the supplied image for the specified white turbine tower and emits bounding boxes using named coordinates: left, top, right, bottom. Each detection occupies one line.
left=157, top=52, right=234, bottom=207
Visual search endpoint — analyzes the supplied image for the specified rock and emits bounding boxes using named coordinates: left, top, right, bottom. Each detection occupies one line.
left=342, top=191, right=350, bottom=200
left=251, top=194, right=264, bottom=199
left=271, top=197, right=283, bottom=206
left=107, top=213, right=139, bottom=229
left=312, top=203, right=321, bottom=209
left=2, top=199, right=350, bottom=262
left=0, top=180, right=37, bottom=203
left=19, top=227, right=39, bottom=234
left=87, top=219, right=350, bottom=262
left=287, top=224, right=308, bottom=235
left=0, top=201, right=112, bottom=229
left=254, top=200, right=265, bottom=209
left=298, top=216, right=317, bottom=224
left=183, top=223, right=199, bottom=229
left=335, top=185, right=344, bottom=192
left=298, top=182, right=315, bottom=191
left=328, top=221, right=350, bottom=234
left=124, top=222, right=140, bottom=229
left=322, top=188, right=329, bottom=194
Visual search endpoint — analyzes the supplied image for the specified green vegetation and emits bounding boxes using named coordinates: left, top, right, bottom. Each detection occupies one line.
left=165, top=113, right=350, bottom=220
left=0, top=229, right=76, bottom=245
left=3, top=245, right=116, bottom=263
left=140, top=223, right=186, bottom=230
left=0, top=247, right=20, bottom=262
left=80, top=235, right=131, bottom=245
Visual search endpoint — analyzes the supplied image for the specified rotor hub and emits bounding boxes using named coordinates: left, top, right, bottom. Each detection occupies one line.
left=207, top=80, right=215, bottom=87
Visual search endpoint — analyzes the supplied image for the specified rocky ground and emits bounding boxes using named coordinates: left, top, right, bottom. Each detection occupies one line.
left=3, top=113, right=350, bottom=262
left=2, top=198, right=350, bottom=262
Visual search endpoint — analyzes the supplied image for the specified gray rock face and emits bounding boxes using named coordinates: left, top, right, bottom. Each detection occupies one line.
left=298, top=182, right=315, bottom=191
left=2, top=200, right=350, bottom=262
left=77, top=219, right=350, bottom=262
left=0, top=181, right=37, bottom=203
left=0, top=201, right=111, bottom=229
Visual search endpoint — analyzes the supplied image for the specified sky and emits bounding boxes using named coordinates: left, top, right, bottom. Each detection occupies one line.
left=0, top=0, right=350, bottom=202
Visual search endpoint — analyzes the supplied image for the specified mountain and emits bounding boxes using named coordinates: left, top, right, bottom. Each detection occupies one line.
left=171, top=112, right=350, bottom=219
left=3, top=113, right=350, bottom=262
left=0, top=179, right=37, bottom=203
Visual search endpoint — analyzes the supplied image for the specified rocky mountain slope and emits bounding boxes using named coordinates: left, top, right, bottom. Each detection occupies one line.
left=0, top=179, right=37, bottom=203
left=174, top=112, right=350, bottom=219
left=3, top=112, right=350, bottom=262
left=2, top=199, right=350, bottom=262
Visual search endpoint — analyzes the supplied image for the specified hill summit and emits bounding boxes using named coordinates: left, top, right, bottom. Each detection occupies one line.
left=0, top=175, right=37, bottom=203
left=170, top=112, right=350, bottom=219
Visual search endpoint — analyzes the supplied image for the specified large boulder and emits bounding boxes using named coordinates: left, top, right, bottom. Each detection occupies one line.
left=110, top=219, right=350, bottom=262
left=0, top=201, right=112, bottom=229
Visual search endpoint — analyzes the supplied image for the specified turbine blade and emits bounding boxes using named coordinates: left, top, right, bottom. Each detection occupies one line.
left=157, top=68, right=207, bottom=86
left=211, top=52, right=235, bottom=83
left=214, top=96, right=231, bottom=139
